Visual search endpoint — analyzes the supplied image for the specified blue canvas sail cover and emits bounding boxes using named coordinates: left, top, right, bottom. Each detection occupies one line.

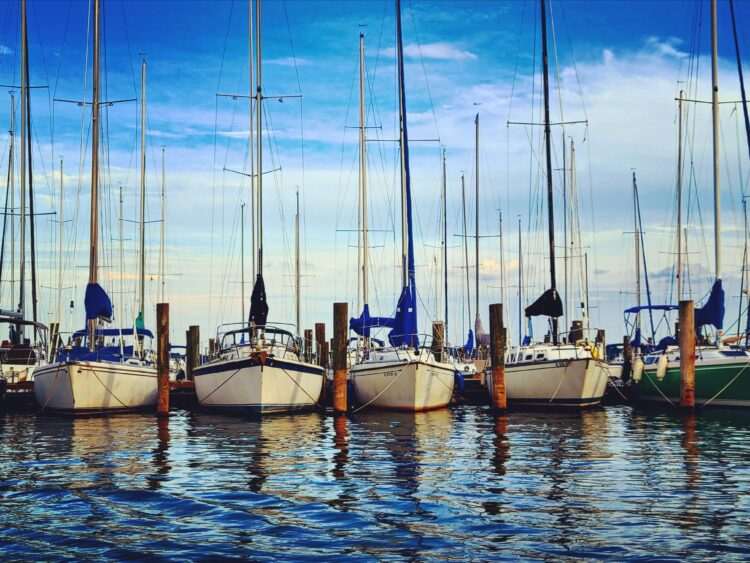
left=389, top=284, right=419, bottom=347
left=525, top=288, right=563, bottom=318
left=248, top=274, right=269, bottom=327
left=695, top=279, right=725, bottom=331
left=350, top=303, right=396, bottom=338
left=463, top=329, right=474, bottom=352
left=630, top=327, right=642, bottom=348
left=84, top=283, right=112, bottom=322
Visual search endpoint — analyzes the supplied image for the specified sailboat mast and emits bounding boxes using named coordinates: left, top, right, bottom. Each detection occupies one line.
left=562, top=132, right=568, bottom=333
left=442, top=147, right=447, bottom=332
left=633, top=172, right=641, bottom=332
left=518, top=216, right=523, bottom=345
left=255, top=0, right=263, bottom=278
left=9, top=93, right=14, bottom=313
left=461, top=173, right=471, bottom=328
left=677, top=90, right=684, bottom=301
left=396, top=0, right=408, bottom=289
left=711, top=0, right=721, bottom=282
left=474, top=113, right=480, bottom=328
left=139, top=59, right=146, bottom=323
left=57, top=158, right=64, bottom=326
left=540, top=0, right=559, bottom=344
left=295, top=189, right=300, bottom=336
left=241, top=202, right=245, bottom=322
left=359, top=32, right=369, bottom=311
left=19, top=0, right=27, bottom=326
left=88, top=0, right=101, bottom=346
left=249, top=0, right=256, bottom=282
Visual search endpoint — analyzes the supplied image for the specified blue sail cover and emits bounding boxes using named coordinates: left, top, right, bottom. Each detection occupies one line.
left=630, top=327, right=642, bottom=348
left=388, top=284, right=419, bottom=347
left=695, top=279, right=725, bottom=331
left=350, top=303, right=396, bottom=338
left=84, top=283, right=112, bottom=322
left=249, top=274, right=269, bottom=326
left=463, top=329, right=474, bottom=352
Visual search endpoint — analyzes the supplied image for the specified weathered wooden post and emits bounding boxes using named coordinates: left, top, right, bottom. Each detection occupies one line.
left=432, top=321, right=444, bottom=363
left=570, top=320, right=583, bottom=343
left=304, top=329, right=313, bottom=363
left=186, top=325, right=200, bottom=380
left=208, top=338, right=216, bottom=356
left=315, top=322, right=327, bottom=402
left=622, top=335, right=633, bottom=381
left=333, top=302, right=348, bottom=413
left=679, top=300, right=695, bottom=409
left=490, top=303, right=507, bottom=411
left=157, top=303, right=170, bottom=417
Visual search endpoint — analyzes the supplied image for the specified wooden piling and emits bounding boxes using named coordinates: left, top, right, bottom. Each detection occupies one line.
left=431, top=321, right=445, bottom=363
left=304, top=329, right=313, bottom=363
left=570, top=320, right=583, bottom=343
left=679, top=300, right=695, bottom=409
left=186, top=325, right=200, bottom=380
left=156, top=303, right=170, bottom=417
left=333, top=302, right=348, bottom=414
left=489, top=303, right=507, bottom=411
left=622, top=335, right=633, bottom=381
left=315, top=323, right=326, bottom=366
left=208, top=338, right=216, bottom=356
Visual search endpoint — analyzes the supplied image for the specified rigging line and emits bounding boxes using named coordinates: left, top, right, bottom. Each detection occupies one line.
left=557, top=0, right=588, bottom=122
left=506, top=0, right=527, bottom=123
left=407, top=3, right=440, bottom=140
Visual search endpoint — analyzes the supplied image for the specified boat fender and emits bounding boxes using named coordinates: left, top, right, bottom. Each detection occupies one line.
left=454, top=370, right=465, bottom=393
left=656, top=355, right=668, bottom=381
left=632, top=357, right=644, bottom=383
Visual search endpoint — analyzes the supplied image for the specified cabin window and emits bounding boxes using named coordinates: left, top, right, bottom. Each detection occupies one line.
left=525, top=354, right=532, bottom=361
left=536, top=353, right=544, bottom=360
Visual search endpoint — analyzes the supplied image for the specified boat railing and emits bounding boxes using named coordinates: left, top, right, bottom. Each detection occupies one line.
left=212, top=323, right=301, bottom=361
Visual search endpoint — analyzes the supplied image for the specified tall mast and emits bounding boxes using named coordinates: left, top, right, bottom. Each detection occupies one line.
left=677, top=90, right=684, bottom=301
left=711, top=0, right=721, bottom=282
left=24, top=0, right=38, bottom=330
left=241, top=201, right=245, bottom=322
left=19, top=0, right=27, bottom=327
left=9, top=92, right=14, bottom=312
left=138, top=58, right=146, bottom=325
left=461, top=173, right=471, bottom=330
left=255, top=0, right=263, bottom=278
left=88, top=0, right=101, bottom=347
left=540, top=0, right=559, bottom=343
left=359, top=32, right=369, bottom=313
left=295, top=189, right=300, bottom=336
left=249, top=0, right=256, bottom=281
left=397, top=0, right=408, bottom=289
left=562, top=132, right=568, bottom=332
left=118, top=185, right=124, bottom=330
left=499, top=210, right=506, bottom=342
left=633, top=172, right=641, bottom=332
left=159, top=146, right=166, bottom=304
left=57, top=157, right=64, bottom=326
left=474, top=113, right=480, bottom=329
left=518, top=216, right=523, bottom=345
left=442, top=147, right=447, bottom=332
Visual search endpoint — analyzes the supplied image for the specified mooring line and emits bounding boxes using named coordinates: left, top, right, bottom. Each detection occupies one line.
left=351, top=361, right=410, bottom=414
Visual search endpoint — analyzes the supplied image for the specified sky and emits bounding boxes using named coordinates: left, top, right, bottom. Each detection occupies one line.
left=1, top=0, right=750, bottom=349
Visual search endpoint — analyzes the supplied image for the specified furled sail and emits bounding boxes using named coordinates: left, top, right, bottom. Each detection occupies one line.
left=248, top=274, right=269, bottom=327
left=84, top=282, right=113, bottom=322
left=695, top=279, right=725, bottom=331
left=525, top=288, right=563, bottom=318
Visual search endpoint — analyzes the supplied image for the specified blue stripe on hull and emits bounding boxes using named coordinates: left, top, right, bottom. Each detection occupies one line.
left=194, top=355, right=325, bottom=377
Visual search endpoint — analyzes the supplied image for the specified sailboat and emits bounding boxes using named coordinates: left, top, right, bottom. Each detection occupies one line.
left=0, top=0, right=48, bottom=387
left=349, top=0, right=455, bottom=412
left=194, top=0, right=324, bottom=414
left=488, top=0, right=608, bottom=408
left=632, top=0, right=750, bottom=408
left=34, top=0, right=157, bottom=413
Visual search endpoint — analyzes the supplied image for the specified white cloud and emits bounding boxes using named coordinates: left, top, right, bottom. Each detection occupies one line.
left=383, top=42, right=478, bottom=61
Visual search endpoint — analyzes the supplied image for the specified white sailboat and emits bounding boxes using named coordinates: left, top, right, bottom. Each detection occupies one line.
left=488, top=0, right=607, bottom=408
left=349, top=0, right=454, bottom=412
left=194, top=0, right=324, bottom=414
left=34, top=0, right=157, bottom=413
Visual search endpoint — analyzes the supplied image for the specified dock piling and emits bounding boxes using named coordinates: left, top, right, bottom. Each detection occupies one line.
left=304, top=329, right=313, bottom=363
left=333, top=302, right=348, bottom=413
left=432, top=321, right=444, bottom=363
left=186, top=325, right=200, bottom=380
left=679, top=300, right=695, bottom=409
left=489, top=303, right=507, bottom=411
left=157, top=303, right=169, bottom=417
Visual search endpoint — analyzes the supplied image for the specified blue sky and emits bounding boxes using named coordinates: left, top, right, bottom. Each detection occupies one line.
left=2, top=0, right=750, bottom=347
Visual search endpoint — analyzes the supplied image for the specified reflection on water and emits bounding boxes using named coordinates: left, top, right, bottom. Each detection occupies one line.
left=2, top=406, right=750, bottom=558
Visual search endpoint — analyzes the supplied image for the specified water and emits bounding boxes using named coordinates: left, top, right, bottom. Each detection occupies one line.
left=1, top=405, right=750, bottom=560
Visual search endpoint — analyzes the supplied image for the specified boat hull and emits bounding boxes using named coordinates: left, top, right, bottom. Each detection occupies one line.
left=488, top=358, right=608, bottom=407
left=634, top=360, right=750, bottom=408
left=34, top=361, right=157, bottom=414
left=194, top=356, right=324, bottom=414
left=351, top=360, right=455, bottom=411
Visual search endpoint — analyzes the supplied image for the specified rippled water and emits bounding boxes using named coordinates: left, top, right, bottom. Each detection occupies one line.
left=2, top=405, right=750, bottom=560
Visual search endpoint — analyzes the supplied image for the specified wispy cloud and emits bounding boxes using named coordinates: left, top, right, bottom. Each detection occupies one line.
left=383, top=42, right=478, bottom=61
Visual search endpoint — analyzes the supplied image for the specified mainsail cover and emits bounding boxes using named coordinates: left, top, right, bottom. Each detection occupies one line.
left=525, top=288, right=563, bottom=318
left=248, top=274, right=269, bottom=327
left=695, top=279, right=725, bottom=331
left=84, top=282, right=113, bottom=322
left=475, top=315, right=490, bottom=347
left=350, top=303, right=396, bottom=338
